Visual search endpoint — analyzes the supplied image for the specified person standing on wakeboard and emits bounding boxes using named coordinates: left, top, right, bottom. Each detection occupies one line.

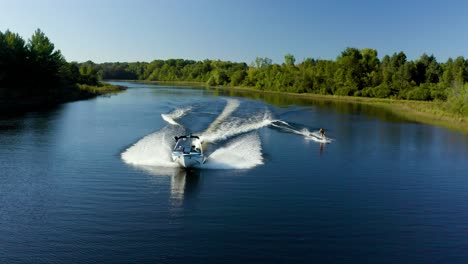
left=319, top=128, right=325, bottom=139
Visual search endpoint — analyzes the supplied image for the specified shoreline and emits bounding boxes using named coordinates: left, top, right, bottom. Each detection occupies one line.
left=107, top=79, right=207, bottom=87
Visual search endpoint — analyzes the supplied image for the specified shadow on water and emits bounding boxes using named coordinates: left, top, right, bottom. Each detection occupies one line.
left=0, top=105, right=64, bottom=136
left=170, top=168, right=200, bottom=204
left=136, top=165, right=201, bottom=206
left=0, top=102, right=63, bottom=118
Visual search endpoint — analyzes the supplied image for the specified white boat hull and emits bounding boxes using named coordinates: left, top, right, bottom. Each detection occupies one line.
left=172, top=135, right=204, bottom=168
left=172, top=153, right=204, bottom=168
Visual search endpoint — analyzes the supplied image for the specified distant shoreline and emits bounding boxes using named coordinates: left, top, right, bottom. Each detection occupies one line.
left=108, top=79, right=207, bottom=87
left=123, top=80, right=468, bottom=135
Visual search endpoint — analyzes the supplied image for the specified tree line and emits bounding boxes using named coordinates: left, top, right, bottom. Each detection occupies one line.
left=1, top=29, right=466, bottom=115
left=0, top=29, right=101, bottom=105
left=84, top=48, right=467, bottom=115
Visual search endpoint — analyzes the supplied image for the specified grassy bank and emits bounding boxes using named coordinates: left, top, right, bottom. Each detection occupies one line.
left=77, top=82, right=127, bottom=95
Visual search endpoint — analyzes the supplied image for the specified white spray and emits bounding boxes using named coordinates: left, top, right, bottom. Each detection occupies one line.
left=121, top=125, right=184, bottom=168
left=203, top=99, right=240, bottom=133
left=203, top=132, right=263, bottom=169
left=201, top=109, right=273, bottom=143
left=161, top=106, right=192, bottom=125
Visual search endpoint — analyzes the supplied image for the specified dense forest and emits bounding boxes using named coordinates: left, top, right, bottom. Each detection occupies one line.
left=0, top=29, right=119, bottom=110
left=85, top=49, right=468, bottom=116
left=1, top=29, right=466, bottom=115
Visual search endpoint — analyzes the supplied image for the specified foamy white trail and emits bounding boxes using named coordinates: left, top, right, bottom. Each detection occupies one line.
left=161, top=106, right=192, bottom=125
left=270, top=120, right=309, bottom=136
left=121, top=126, right=184, bottom=167
left=306, top=130, right=334, bottom=143
left=201, top=111, right=272, bottom=143
left=202, top=132, right=263, bottom=169
left=270, top=121, right=334, bottom=143
left=203, top=99, right=240, bottom=133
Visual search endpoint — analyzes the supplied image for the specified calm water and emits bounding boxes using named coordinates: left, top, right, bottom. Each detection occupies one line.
left=1, top=81, right=468, bottom=263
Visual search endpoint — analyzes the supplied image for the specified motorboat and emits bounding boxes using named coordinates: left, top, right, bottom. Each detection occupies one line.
left=172, top=135, right=204, bottom=168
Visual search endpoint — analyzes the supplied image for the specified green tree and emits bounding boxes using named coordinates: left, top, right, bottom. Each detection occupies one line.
left=27, top=29, right=65, bottom=90
left=334, top=47, right=364, bottom=95
left=360, top=48, right=380, bottom=87
left=415, top=53, right=441, bottom=84
left=453, top=56, right=466, bottom=85
left=79, top=63, right=99, bottom=85
left=441, top=58, right=454, bottom=88
left=284, top=54, right=296, bottom=66
left=254, top=57, right=272, bottom=68
left=0, top=30, right=27, bottom=88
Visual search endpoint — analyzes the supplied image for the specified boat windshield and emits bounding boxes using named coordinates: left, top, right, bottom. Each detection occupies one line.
left=174, top=137, right=201, bottom=153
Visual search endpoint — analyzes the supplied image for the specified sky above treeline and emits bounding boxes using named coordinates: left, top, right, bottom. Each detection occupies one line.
left=1, top=0, right=467, bottom=64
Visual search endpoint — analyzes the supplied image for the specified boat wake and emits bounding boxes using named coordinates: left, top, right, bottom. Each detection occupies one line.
left=122, top=99, right=269, bottom=172
left=161, top=106, right=192, bottom=125
left=201, top=110, right=272, bottom=143
left=270, top=120, right=334, bottom=143
left=203, top=99, right=240, bottom=134
left=203, top=132, right=263, bottom=169
left=270, top=120, right=310, bottom=136
left=121, top=125, right=184, bottom=168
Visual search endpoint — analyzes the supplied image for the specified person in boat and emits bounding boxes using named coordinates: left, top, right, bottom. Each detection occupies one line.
left=319, top=128, right=325, bottom=138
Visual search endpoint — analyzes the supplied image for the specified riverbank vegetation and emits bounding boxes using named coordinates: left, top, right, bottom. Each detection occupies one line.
left=2, top=29, right=466, bottom=126
left=0, top=29, right=125, bottom=111
left=83, top=49, right=468, bottom=120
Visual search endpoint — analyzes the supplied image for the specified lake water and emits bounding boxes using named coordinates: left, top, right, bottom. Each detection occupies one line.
left=1, top=81, right=468, bottom=263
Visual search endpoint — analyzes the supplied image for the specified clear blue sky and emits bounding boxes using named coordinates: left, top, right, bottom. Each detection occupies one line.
left=1, top=0, right=467, bottom=64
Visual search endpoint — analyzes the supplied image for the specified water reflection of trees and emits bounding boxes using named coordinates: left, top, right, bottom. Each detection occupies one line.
left=215, top=89, right=412, bottom=123
left=0, top=105, right=63, bottom=133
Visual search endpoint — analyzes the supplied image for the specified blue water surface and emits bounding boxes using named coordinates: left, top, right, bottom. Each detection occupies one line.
left=1, top=82, right=468, bottom=264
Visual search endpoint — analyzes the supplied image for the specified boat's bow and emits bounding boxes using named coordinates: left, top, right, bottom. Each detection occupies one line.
left=171, top=135, right=204, bottom=168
